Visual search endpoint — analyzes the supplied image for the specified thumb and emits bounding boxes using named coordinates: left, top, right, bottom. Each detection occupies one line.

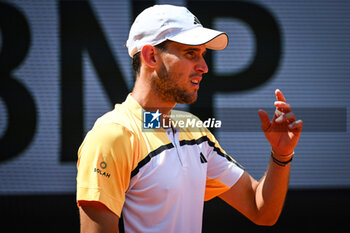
left=258, top=109, right=271, bottom=131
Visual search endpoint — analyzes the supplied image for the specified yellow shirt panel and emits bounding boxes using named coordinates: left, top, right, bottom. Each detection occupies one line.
left=76, top=123, right=137, bottom=217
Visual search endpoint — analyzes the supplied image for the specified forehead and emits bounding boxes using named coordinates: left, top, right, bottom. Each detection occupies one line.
left=166, top=41, right=207, bottom=53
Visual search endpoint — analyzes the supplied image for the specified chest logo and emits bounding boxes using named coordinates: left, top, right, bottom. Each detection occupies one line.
left=200, top=152, right=207, bottom=163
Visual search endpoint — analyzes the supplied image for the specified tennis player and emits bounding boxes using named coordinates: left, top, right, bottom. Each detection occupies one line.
left=76, top=4, right=303, bottom=233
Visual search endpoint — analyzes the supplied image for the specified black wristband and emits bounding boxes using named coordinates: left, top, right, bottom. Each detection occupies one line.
left=271, top=152, right=293, bottom=167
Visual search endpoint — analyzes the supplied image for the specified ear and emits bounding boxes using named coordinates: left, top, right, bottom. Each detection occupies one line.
left=140, top=45, right=157, bottom=68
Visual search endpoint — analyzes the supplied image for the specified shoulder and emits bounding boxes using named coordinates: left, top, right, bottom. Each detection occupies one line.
left=94, top=104, right=136, bottom=131
left=78, top=122, right=136, bottom=162
left=86, top=123, right=133, bottom=145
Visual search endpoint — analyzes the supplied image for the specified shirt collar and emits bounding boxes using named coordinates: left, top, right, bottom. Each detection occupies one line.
left=122, top=93, right=177, bottom=133
left=122, top=93, right=143, bottom=121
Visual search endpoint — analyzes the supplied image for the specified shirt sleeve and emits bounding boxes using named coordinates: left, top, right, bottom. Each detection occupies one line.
left=76, top=123, right=136, bottom=218
left=203, top=129, right=244, bottom=201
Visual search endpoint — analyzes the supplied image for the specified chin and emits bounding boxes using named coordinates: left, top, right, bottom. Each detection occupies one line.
left=176, top=93, right=198, bottom=104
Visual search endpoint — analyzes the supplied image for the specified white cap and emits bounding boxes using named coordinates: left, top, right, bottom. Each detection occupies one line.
left=126, top=4, right=228, bottom=57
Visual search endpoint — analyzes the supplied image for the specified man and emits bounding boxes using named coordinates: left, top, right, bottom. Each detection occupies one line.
left=76, top=4, right=303, bottom=233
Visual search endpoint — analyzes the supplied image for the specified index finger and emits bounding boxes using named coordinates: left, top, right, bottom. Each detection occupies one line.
left=275, top=89, right=286, bottom=102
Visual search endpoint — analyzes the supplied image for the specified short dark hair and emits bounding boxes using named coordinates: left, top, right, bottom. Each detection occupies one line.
left=132, top=41, right=168, bottom=77
left=132, top=52, right=141, bottom=76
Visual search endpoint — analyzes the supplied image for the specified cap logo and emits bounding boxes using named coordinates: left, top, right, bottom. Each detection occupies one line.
left=194, top=16, right=201, bottom=25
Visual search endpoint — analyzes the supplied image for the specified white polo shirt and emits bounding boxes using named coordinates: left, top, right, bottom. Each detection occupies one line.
left=76, top=94, right=244, bottom=233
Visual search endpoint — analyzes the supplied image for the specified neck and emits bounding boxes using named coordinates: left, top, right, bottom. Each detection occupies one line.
left=132, top=78, right=176, bottom=116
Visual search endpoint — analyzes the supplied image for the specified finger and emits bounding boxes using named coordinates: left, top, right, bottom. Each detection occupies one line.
left=275, top=112, right=296, bottom=124
left=288, top=120, right=303, bottom=133
left=258, top=109, right=271, bottom=131
left=274, top=101, right=291, bottom=113
left=275, top=89, right=286, bottom=102
left=272, top=109, right=283, bottom=121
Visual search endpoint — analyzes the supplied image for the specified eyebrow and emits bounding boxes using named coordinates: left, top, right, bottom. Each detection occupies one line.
left=183, top=47, right=207, bottom=55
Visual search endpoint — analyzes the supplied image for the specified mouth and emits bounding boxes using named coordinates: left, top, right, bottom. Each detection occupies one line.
left=190, top=77, right=202, bottom=88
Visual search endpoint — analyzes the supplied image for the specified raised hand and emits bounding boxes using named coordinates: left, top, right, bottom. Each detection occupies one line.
left=258, top=89, right=303, bottom=156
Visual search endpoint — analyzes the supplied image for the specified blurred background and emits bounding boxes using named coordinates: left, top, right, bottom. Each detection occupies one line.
left=0, top=0, right=349, bottom=232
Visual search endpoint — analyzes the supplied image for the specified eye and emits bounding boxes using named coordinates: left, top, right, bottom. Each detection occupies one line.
left=185, top=51, right=199, bottom=60
left=186, top=51, right=195, bottom=58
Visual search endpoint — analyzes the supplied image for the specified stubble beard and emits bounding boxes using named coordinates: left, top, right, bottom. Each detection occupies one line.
left=152, top=64, right=198, bottom=105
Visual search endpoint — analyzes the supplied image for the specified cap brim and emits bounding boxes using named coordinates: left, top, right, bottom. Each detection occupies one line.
left=167, top=27, right=228, bottom=50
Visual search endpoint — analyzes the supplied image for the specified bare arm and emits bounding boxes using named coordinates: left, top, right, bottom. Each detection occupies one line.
left=220, top=159, right=291, bottom=226
left=79, top=201, right=119, bottom=233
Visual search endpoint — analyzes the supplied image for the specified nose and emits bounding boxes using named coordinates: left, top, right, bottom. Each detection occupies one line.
left=195, top=56, right=208, bottom=74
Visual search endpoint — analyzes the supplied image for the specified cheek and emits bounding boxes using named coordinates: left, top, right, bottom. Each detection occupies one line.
left=171, top=61, right=192, bottom=78
left=162, top=54, right=193, bottom=78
